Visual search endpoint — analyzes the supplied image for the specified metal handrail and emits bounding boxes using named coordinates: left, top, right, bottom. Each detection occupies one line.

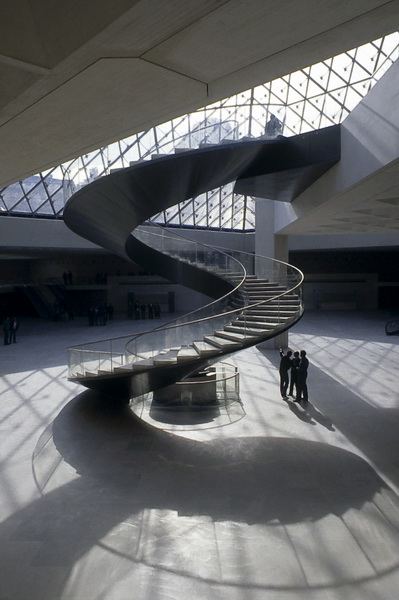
left=67, top=225, right=303, bottom=379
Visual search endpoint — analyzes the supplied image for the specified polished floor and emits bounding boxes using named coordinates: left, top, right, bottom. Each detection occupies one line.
left=1, top=310, right=399, bottom=600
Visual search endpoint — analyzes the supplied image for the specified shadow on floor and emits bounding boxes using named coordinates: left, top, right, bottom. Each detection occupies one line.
left=46, top=390, right=384, bottom=527
left=2, top=389, right=399, bottom=598
left=259, top=345, right=399, bottom=491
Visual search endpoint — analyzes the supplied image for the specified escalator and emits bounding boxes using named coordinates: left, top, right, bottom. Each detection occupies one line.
left=22, top=282, right=53, bottom=319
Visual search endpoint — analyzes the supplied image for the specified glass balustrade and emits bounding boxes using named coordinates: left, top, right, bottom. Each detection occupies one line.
left=67, top=224, right=303, bottom=379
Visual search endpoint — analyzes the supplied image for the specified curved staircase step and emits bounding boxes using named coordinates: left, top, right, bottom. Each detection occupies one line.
left=203, top=334, right=241, bottom=349
left=192, top=340, right=222, bottom=355
left=214, top=329, right=259, bottom=342
left=177, top=346, right=200, bottom=361
left=228, top=322, right=275, bottom=332
left=154, top=349, right=179, bottom=365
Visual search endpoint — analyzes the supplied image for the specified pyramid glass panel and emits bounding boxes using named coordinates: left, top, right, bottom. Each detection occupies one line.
left=33, top=201, right=55, bottom=216
left=0, top=33, right=398, bottom=229
left=10, top=198, right=32, bottom=213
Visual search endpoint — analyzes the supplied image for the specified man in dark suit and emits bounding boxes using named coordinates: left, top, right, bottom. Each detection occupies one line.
left=296, top=350, right=309, bottom=402
left=279, top=348, right=292, bottom=399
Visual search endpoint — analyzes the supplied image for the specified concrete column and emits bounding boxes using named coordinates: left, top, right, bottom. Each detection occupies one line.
left=255, top=199, right=290, bottom=350
left=274, top=234, right=288, bottom=262
left=255, top=198, right=274, bottom=258
left=273, top=234, right=289, bottom=349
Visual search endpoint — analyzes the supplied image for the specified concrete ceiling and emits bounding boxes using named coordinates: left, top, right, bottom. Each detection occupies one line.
left=278, top=56, right=399, bottom=238
left=1, top=0, right=398, bottom=189
left=0, top=0, right=399, bottom=241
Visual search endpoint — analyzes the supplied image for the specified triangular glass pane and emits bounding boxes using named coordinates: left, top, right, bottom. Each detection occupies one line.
left=302, top=102, right=321, bottom=124
left=49, top=187, right=65, bottom=213
left=304, top=77, right=327, bottom=98
left=285, top=85, right=305, bottom=105
left=287, top=71, right=309, bottom=90
left=26, top=186, right=48, bottom=211
left=314, top=62, right=331, bottom=84
left=270, top=79, right=289, bottom=102
left=350, top=80, right=371, bottom=96
left=253, top=86, right=270, bottom=103
left=1, top=184, right=23, bottom=209
left=33, top=201, right=55, bottom=216
left=319, top=113, right=336, bottom=128
left=10, top=198, right=32, bottom=213
left=322, top=95, right=342, bottom=115
left=325, top=70, right=348, bottom=92
left=340, top=86, right=364, bottom=112
left=349, top=60, right=374, bottom=82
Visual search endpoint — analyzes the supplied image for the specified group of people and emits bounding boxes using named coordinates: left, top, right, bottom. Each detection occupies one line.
left=62, top=271, right=74, bottom=285
left=88, top=303, right=114, bottom=326
left=130, top=301, right=161, bottom=320
left=3, top=317, right=19, bottom=345
left=279, top=348, right=309, bottom=402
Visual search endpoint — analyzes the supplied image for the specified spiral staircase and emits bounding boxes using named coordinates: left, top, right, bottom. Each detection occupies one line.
left=64, top=126, right=341, bottom=398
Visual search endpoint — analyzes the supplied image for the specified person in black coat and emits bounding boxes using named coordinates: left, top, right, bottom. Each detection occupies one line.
left=279, top=348, right=292, bottom=399
left=295, top=350, right=309, bottom=402
left=289, top=350, right=300, bottom=397
left=10, top=317, right=19, bottom=343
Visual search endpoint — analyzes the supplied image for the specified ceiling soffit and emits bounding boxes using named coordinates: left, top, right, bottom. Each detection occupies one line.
left=0, top=0, right=398, bottom=186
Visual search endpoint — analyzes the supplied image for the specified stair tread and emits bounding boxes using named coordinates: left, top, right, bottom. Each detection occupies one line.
left=132, top=358, right=155, bottom=369
left=177, top=347, right=200, bottom=360
left=72, top=371, right=84, bottom=378
left=192, top=340, right=222, bottom=354
left=249, top=301, right=299, bottom=306
left=232, top=320, right=281, bottom=329
left=238, top=312, right=294, bottom=319
left=113, top=363, right=135, bottom=372
left=214, top=329, right=259, bottom=342
left=225, top=325, right=272, bottom=335
left=259, top=307, right=299, bottom=312
left=203, top=334, right=241, bottom=349
left=113, top=358, right=155, bottom=371
left=247, top=291, right=296, bottom=296
left=154, top=349, right=179, bottom=365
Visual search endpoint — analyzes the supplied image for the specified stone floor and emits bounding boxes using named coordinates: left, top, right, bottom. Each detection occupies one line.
left=1, top=310, right=399, bottom=600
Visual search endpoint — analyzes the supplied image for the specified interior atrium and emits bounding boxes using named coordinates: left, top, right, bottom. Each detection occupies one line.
left=1, top=2, right=399, bottom=599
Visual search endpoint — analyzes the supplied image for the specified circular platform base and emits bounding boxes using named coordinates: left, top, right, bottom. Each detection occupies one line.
left=130, top=362, right=244, bottom=430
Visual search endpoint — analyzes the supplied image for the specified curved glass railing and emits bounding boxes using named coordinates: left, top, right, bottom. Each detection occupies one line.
left=67, top=224, right=303, bottom=380
left=124, top=225, right=302, bottom=362
left=68, top=225, right=247, bottom=377
left=132, top=222, right=248, bottom=317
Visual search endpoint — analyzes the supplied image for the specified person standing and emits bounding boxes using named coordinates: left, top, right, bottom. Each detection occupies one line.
left=279, top=348, right=292, bottom=399
left=140, top=302, right=146, bottom=319
left=265, top=113, right=283, bottom=138
left=289, top=351, right=300, bottom=397
left=134, top=301, right=140, bottom=320
left=296, top=350, right=309, bottom=402
left=10, top=317, right=19, bottom=343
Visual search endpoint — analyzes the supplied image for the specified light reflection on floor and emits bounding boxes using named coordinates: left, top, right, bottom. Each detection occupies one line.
left=1, top=311, right=399, bottom=599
